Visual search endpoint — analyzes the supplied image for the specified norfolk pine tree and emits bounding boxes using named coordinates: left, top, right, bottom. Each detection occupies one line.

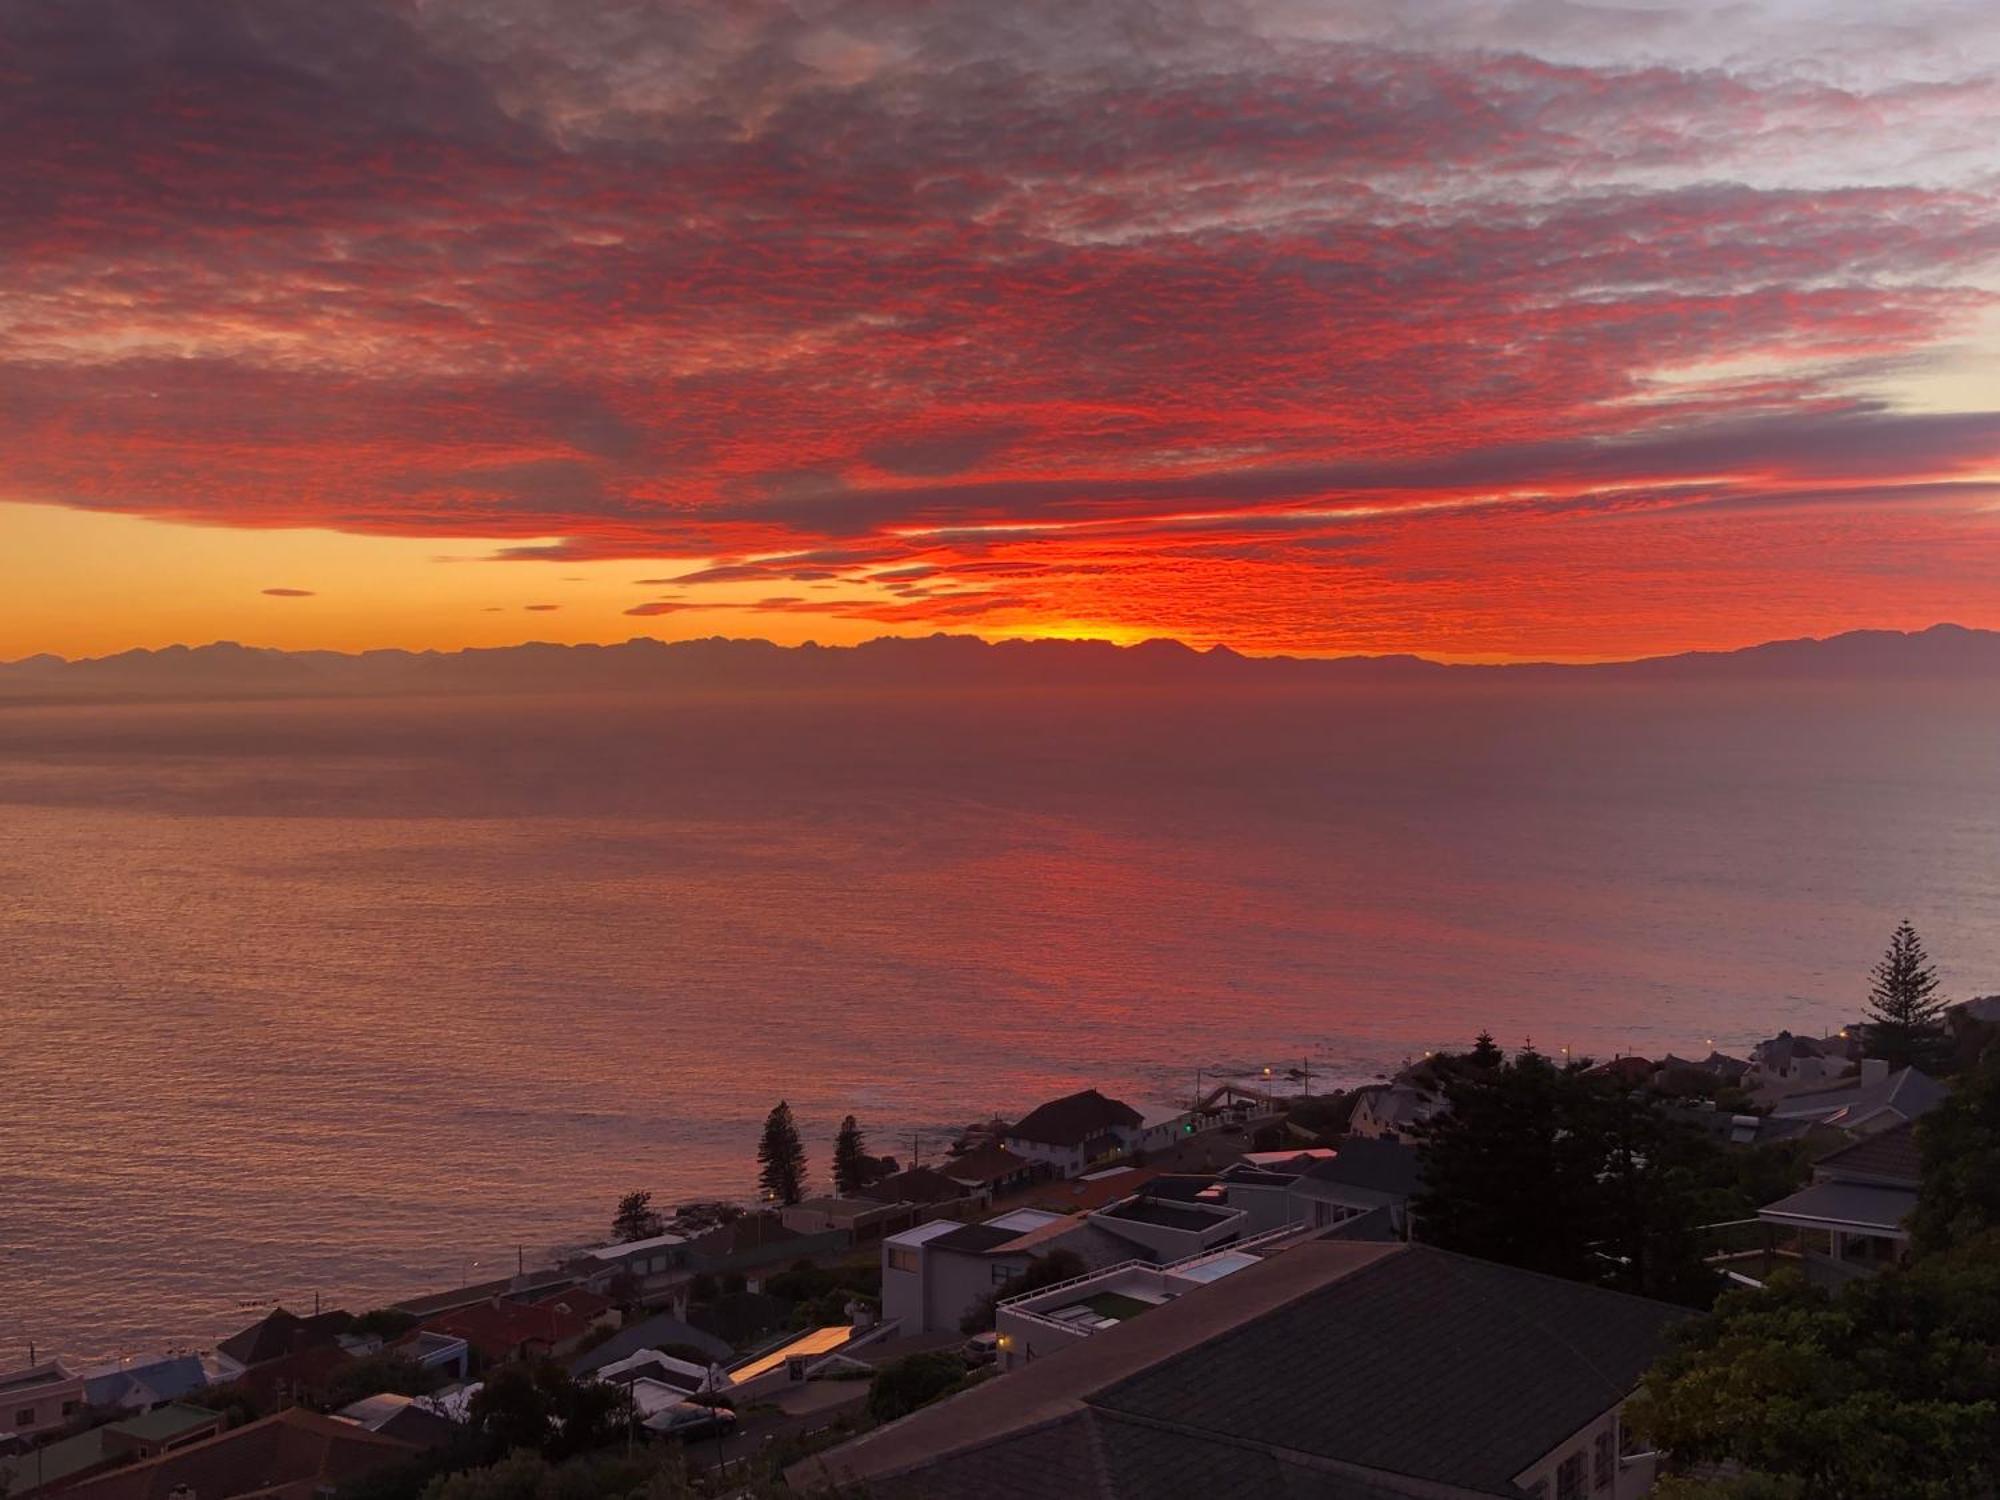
left=1866, top=919, right=1949, bottom=1070
left=758, top=1100, right=809, bottom=1205
left=833, top=1114, right=870, bottom=1196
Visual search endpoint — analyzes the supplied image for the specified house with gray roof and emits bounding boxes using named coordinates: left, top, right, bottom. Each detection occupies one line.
left=803, top=1238, right=1689, bottom=1499
left=881, top=1208, right=1160, bottom=1336
left=80, top=1355, right=207, bottom=1413
left=1765, top=1061, right=1945, bottom=1135
left=1288, top=1138, right=1424, bottom=1238
left=1756, top=1118, right=1923, bottom=1286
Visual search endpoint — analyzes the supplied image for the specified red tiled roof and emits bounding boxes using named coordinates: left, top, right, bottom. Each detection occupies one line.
left=419, top=1294, right=602, bottom=1362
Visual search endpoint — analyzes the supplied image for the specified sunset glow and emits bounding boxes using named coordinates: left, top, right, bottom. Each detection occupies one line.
left=6, top=1, right=2000, bottom=660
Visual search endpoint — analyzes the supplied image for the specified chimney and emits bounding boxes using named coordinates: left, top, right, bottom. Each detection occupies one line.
left=1860, top=1057, right=1890, bottom=1087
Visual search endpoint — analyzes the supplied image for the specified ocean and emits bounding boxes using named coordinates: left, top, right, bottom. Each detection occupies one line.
left=3, top=680, right=1996, bottom=1360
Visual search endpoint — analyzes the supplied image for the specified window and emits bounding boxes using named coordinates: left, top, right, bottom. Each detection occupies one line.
left=15, top=1407, right=33, bottom=1428
left=1524, top=1483, right=1548, bottom=1500
left=886, top=1246, right=919, bottom=1273
left=1594, top=1430, right=1614, bottom=1489
left=1556, top=1452, right=1585, bottom=1500
left=62, top=1400, right=80, bottom=1416
left=992, top=1263, right=1021, bottom=1285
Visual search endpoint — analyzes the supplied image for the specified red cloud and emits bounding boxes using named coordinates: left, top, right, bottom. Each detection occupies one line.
left=4, top=1, right=2000, bottom=656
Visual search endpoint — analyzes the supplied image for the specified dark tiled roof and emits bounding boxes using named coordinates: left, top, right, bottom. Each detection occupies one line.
left=860, top=1165, right=970, bottom=1205
left=1093, top=1246, right=1686, bottom=1494
left=944, top=1146, right=1034, bottom=1185
left=928, top=1223, right=1023, bottom=1254
left=1098, top=1198, right=1223, bottom=1232
left=1298, top=1140, right=1423, bottom=1198
left=215, top=1307, right=352, bottom=1367
left=1008, top=1090, right=1144, bottom=1149
left=568, top=1311, right=731, bottom=1376
left=1814, top=1118, right=1922, bottom=1185
left=866, top=1410, right=1436, bottom=1500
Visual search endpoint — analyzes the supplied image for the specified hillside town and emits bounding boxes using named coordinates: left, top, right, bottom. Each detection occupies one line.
left=5, top=928, right=1998, bottom=1500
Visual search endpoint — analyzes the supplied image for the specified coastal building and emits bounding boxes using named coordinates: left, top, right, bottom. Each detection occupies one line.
left=210, top=1307, right=356, bottom=1382
left=1084, top=1192, right=1247, bottom=1261
left=802, top=1239, right=1688, bottom=1499
left=0, top=1404, right=223, bottom=1496
left=1747, top=1031, right=1845, bottom=1088
left=418, top=1289, right=616, bottom=1365
left=330, top=1392, right=461, bottom=1449
left=780, top=1195, right=920, bottom=1243
left=568, top=1310, right=731, bottom=1379
left=80, top=1355, right=207, bottom=1413
left=939, top=1144, right=1039, bottom=1196
left=881, top=1209, right=1146, bottom=1335
left=1755, top=1119, right=1922, bottom=1285
left=1764, top=1061, right=1945, bottom=1134
left=568, top=1230, right=695, bottom=1305
left=1, top=1362, right=86, bottom=1443
left=1003, top=1090, right=1146, bottom=1177
left=1286, top=1137, right=1424, bottom=1236
left=1345, top=1083, right=1441, bottom=1143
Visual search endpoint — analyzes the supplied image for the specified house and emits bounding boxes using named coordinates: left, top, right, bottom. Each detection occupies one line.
left=1765, top=1061, right=1945, bottom=1134
left=80, top=1355, right=207, bottom=1413
left=940, top=1144, right=1038, bottom=1196
left=859, top=1164, right=982, bottom=1210
left=780, top=1195, right=920, bottom=1243
left=686, top=1212, right=847, bottom=1287
left=419, top=1290, right=616, bottom=1365
left=1587, top=1055, right=1658, bottom=1088
left=392, top=1330, right=471, bottom=1381
left=568, top=1310, right=731, bottom=1380
left=1344, top=1083, right=1440, bottom=1143
left=1755, top=1119, right=1923, bottom=1285
left=567, top=1230, right=695, bottom=1304
left=994, top=1235, right=1314, bottom=1369
left=1084, top=1192, right=1248, bottom=1261
left=1287, top=1137, right=1424, bottom=1237
left=1003, top=1090, right=1146, bottom=1177
left=1747, top=1031, right=1845, bottom=1088
left=331, top=1392, right=462, bottom=1449
left=0, top=1362, right=86, bottom=1443
left=393, top=1268, right=578, bottom=1320
left=881, top=1209, right=1149, bottom=1335
left=801, top=1239, right=1689, bottom=1499
left=588, top=1347, right=727, bottom=1400
left=1000, top=1164, right=1159, bottom=1216
left=228, top=1343, right=359, bottom=1411
left=0, top=1403, right=222, bottom=1496
left=52, top=1408, right=419, bottom=1500
left=210, top=1307, right=354, bottom=1381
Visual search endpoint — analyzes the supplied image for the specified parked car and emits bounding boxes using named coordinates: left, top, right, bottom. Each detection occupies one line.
left=646, top=1401, right=740, bottom=1442
left=962, top=1331, right=1000, bottom=1367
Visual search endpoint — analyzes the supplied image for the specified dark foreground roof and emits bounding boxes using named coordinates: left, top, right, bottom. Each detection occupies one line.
left=1008, top=1089, right=1144, bottom=1148
left=801, top=1241, right=1687, bottom=1499
left=215, top=1307, right=352, bottom=1367
left=568, top=1310, right=731, bottom=1376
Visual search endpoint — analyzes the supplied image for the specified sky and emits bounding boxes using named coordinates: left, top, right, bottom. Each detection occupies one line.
left=5, top=0, right=2000, bottom=662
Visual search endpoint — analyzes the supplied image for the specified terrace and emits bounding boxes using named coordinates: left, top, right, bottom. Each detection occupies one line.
left=993, top=1228, right=1306, bottom=1368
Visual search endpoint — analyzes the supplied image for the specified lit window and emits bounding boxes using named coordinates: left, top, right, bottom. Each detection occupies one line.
left=887, top=1246, right=919, bottom=1273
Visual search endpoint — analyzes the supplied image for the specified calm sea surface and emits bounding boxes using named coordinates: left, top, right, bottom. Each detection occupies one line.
left=3, top=683, right=1997, bottom=1359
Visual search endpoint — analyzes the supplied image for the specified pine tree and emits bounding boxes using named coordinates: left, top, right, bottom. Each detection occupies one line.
left=757, top=1101, right=808, bottom=1205
left=1866, top=919, right=1948, bottom=1070
left=833, top=1114, right=870, bottom=1197
left=1469, top=1031, right=1505, bottom=1068
left=612, top=1189, right=661, bottom=1242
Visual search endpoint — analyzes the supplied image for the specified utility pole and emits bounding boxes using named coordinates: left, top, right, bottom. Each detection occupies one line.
left=1302, top=1055, right=1312, bottom=1099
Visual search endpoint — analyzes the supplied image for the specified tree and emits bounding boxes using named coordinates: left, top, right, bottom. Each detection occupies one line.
left=1911, top=1052, right=2000, bottom=1255
left=757, top=1101, right=808, bottom=1205
left=1866, top=919, right=1949, bottom=1070
left=1631, top=1240, right=2000, bottom=1498
left=612, top=1189, right=663, bottom=1243
left=866, top=1350, right=970, bottom=1423
left=959, top=1248, right=1087, bottom=1334
left=1413, top=1051, right=1722, bottom=1302
left=465, top=1359, right=634, bottom=1463
left=833, top=1115, right=870, bottom=1197
left=1468, top=1030, right=1505, bottom=1069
